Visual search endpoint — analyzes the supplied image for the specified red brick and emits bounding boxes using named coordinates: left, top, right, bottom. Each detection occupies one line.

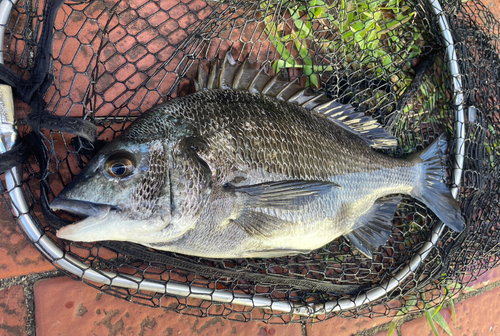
left=64, top=11, right=86, bottom=37
left=70, top=73, right=91, bottom=103
left=78, top=19, right=100, bottom=44
left=0, top=285, right=28, bottom=336
left=373, top=331, right=391, bottom=336
left=118, top=8, right=139, bottom=26
left=84, top=1, right=106, bottom=20
left=401, top=286, right=500, bottom=336
left=72, top=45, right=93, bottom=72
left=108, top=25, right=127, bottom=43
left=35, top=277, right=303, bottom=336
left=169, top=3, right=189, bottom=20
left=0, top=202, right=55, bottom=279
left=126, top=18, right=149, bottom=36
left=465, top=265, right=500, bottom=290
left=304, top=313, right=393, bottom=336
left=187, top=0, right=207, bottom=12
left=484, top=1, right=500, bottom=21
left=148, top=10, right=170, bottom=27
left=59, top=65, right=76, bottom=97
left=137, top=2, right=160, bottom=18
left=59, top=37, right=80, bottom=65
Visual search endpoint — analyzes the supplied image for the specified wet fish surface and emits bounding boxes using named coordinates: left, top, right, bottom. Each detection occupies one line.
left=50, top=54, right=464, bottom=259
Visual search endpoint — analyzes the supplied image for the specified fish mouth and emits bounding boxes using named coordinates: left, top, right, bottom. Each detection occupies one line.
left=50, top=197, right=116, bottom=219
left=51, top=197, right=167, bottom=243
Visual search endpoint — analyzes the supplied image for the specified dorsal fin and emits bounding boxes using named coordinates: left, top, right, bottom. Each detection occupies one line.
left=314, top=101, right=398, bottom=149
left=193, top=53, right=397, bottom=149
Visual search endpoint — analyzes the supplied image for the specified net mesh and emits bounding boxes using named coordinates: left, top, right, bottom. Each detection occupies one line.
left=1, top=0, right=499, bottom=323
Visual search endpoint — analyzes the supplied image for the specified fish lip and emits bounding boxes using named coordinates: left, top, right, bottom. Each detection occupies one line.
left=50, top=197, right=117, bottom=218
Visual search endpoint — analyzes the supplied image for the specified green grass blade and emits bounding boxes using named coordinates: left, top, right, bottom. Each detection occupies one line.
left=425, top=310, right=440, bottom=336
left=432, top=312, right=453, bottom=336
left=432, top=303, right=444, bottom=317
left=450, top=298, right=456, bottom=325
left=388, top=317, right=401, bottom=336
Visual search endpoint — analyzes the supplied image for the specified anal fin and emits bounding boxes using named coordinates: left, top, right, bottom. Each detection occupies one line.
left=345, top=196, right=401, bottom=258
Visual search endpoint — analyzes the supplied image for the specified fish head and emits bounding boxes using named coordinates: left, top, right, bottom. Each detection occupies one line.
left=51, top=112, right=212, bottom=245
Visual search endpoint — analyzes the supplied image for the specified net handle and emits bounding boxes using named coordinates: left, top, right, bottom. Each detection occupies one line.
left=0, top=0, right=464, bottom=317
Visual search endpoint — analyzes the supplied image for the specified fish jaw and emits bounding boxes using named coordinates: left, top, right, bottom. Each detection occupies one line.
left=51, top=197, right=169, bottom=243
left=55, top=212, right=171, bottom=243
left=50, top=197, right=113, bottom=218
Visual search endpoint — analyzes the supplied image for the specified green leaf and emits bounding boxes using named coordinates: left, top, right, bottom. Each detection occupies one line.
left=350, top=21, right=364, bottom=32
left=396, top=309, right=407, bottom=316
left=368, top=0, right=383, bottom=11
left=313, top=7, right=323, bottom=18
left=365, top=19, right=375, bottom=31
left=273, top=59, right=300, bottom=72
left=386, top=20, right=401, bottom=30
left=294, top=39, right=309, bottom=58
left=367, top=30, right=378, bottom=43
left=312, top=65, right=333, bottom=72
left=267, top=31, right=291, bottom=59
left=425, top=310, right=440, bottom=336
left=363, top=11, right=374, bottom=19
left=433, top=312, right=453, bottom=336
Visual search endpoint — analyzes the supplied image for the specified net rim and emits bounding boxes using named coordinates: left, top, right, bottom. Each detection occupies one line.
left=0, top=0, right=465, bottom=317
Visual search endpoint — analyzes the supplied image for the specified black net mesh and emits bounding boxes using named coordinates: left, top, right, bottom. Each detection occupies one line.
left=1, top=0, right=499, bottom=323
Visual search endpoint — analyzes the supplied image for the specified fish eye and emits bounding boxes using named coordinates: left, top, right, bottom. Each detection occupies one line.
left=105, top=153, right=135, bottom=178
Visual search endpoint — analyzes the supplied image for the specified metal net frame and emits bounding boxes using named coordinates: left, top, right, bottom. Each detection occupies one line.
left=0, top=0, right=499, bottom=323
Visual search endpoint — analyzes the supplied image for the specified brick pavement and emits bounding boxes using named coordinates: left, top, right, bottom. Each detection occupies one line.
left=1, top=1, right=500, bottom=336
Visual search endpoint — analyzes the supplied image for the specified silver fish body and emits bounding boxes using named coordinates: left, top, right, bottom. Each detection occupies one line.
left=51, top=56, right=464, bottom=258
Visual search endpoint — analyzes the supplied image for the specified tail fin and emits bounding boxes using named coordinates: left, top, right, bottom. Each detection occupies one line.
left=410, top=134, right=464, bottom=232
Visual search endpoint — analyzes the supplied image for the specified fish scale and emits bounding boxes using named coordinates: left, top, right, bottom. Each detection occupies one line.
left=191, top=94, right=405, bottom=182
left=50, top=55, right=464, bottom=259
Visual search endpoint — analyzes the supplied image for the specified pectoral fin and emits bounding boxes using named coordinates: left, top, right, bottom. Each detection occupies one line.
left=345, top=196, right=401, bottom=258
left=225, top=180, right=339, bottom=210
left=227, top=180, right=338, bottom=238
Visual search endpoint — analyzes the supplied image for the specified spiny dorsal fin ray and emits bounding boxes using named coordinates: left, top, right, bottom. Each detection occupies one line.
left=261, top=73, right=279, bottom=94
left=194, top=62, right=208, bottom=92
left=196, top=53, right=397, bottom=149
left=207, top=60, right=217, bottom=90
left=314, top=102, right=398, bottom=149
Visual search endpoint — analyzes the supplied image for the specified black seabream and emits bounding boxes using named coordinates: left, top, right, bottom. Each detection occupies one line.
left=50, top=54, right=464, bottom=258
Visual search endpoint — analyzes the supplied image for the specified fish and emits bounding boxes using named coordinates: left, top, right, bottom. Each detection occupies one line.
left=50, top=54, right=464, bottom=259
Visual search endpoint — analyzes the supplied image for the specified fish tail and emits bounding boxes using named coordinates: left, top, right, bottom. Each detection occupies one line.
left=410, top=134, right=464, bottom=232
